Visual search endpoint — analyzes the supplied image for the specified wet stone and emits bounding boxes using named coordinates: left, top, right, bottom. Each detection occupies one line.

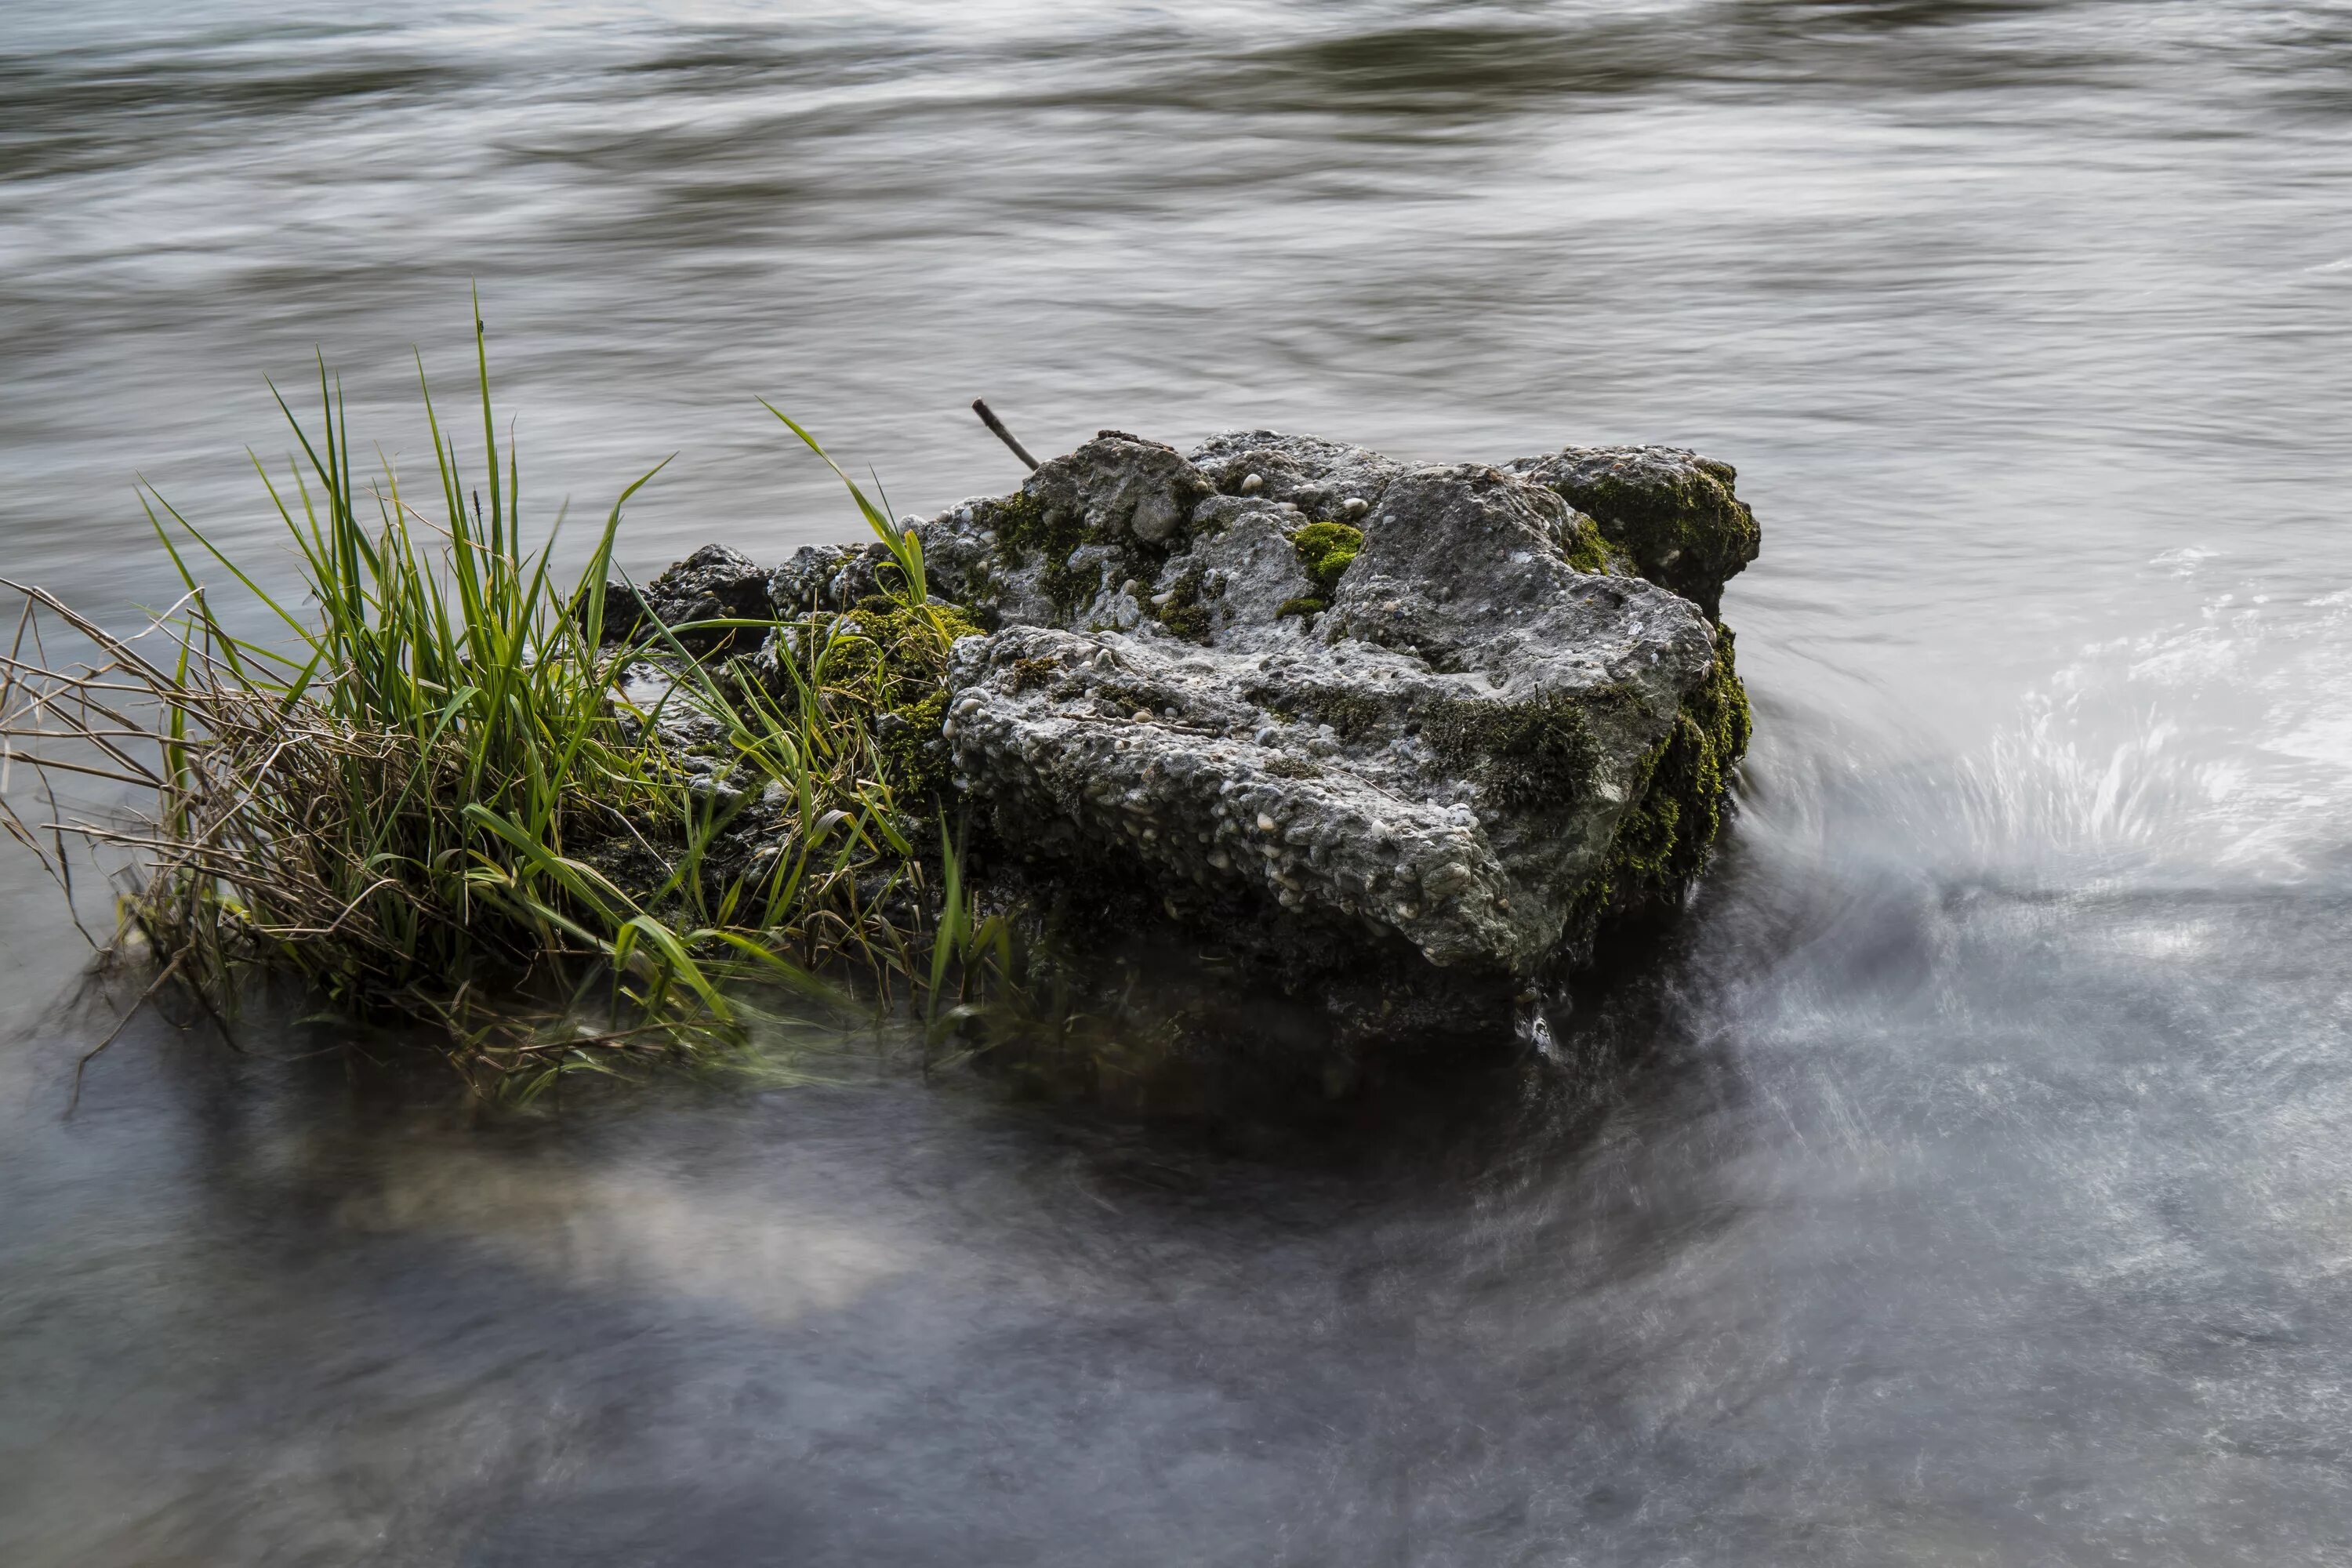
left=628, top=426, right=1759, bottom=990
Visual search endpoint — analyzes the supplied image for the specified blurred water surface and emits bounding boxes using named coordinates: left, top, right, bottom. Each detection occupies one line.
left=4, top=2, right=2352, bottom=1563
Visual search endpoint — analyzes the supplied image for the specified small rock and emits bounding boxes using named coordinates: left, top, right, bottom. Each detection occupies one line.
left=591, top=543, right=771, bottom=655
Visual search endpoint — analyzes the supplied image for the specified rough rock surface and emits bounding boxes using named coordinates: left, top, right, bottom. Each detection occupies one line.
left=916, top=430, right=1751, bottom=978
left=604, top=543, right=775, bottom=655
left=1503, top=445, right=1759, bottom=618
left=616, top=426, right=1759, bottom=991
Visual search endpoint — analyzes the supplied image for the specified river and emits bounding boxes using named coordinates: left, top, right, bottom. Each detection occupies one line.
left=3, top=1, right=2350, bottom=1561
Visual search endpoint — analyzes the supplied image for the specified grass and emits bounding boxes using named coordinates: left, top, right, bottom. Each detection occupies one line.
left=0, top=311, right=1000, bottom=1099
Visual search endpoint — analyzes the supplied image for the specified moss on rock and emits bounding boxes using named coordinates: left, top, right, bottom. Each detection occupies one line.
left=1559, top=514, right=1638, bottom=578
left=985, top=490, right=1103, bottom=619
left=1425, top=689, right=1602, bottom=810
left=1149, top=569, right=1213, bottom=644
left=1524, top=451, right=1759, bottom=619
left=775, top=595, right=982, bottom=807
left=1565, top=626, right=1751, bottom=943
left=1291, top=688, right=1385, bottom=740
left=1290, top=521, right=1363, bottom=595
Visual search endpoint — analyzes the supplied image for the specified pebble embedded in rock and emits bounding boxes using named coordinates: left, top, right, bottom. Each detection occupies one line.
left=1240, top=472, right=1264, bottom=494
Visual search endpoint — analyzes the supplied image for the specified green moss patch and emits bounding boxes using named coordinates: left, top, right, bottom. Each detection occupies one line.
left=1149, top=570, right=1213, bottom=644
left=1559, top=470, right=1759, bottom=618
left=986, top=490, right=1102, bottom=619
left=1290, top=521, right=1362, bottom=596
left=983, top=489, right=1053, bottom=567
left=1250, top=686, right=1386, bottom=742
left=990, top=486, right=1221, bottom=628
left=1298, top=688, right=1385, bottom=740
left=1008, top=655, right=1062, bottom=693
left=786, top=595, right=983, bottom=804
left=1560, top=514, right=1636, bottom=577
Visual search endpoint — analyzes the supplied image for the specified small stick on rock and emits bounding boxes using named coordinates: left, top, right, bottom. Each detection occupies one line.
left=971, top=398, right=1040, bottom=472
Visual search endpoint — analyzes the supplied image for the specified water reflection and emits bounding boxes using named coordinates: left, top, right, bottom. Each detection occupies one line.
left=11, top=713, right=2349, bottom=1563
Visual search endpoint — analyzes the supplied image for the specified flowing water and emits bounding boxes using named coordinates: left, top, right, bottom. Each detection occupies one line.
left=5, top=1, right=2352, bottom=1561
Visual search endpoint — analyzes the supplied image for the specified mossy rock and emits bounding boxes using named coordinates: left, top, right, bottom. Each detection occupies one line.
left=985, top=489, right=1101, bottom=619
left=1559, top=514, right=1637, bottom=578
left=982, top=434, right=1218, bottom=623
left=1149, top=569, right=1214, bottom=644
left=1512, top=447, right=1760, bottom=618
left=1566, top=626, right=1751, bottom=942
left=772, top=595, right=982, bottom=807
left=1287, top=687, right=1384, bottom=739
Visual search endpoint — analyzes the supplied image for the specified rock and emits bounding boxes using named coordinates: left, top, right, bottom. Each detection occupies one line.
left=767, top=537, right=898, bottom=615
left=1033, top=430, right=1215, bottom=546
left=1502, top=445, right=1759, bottom=619
left=595, top=543, right=773, bottom=655
left=1187, top=430, right=1411, bottom=521
left=906, top=431, right=1225, bottom=633
left=626, top=425, right=1759, bottom=1000
left=915, top=431, right=1755, bottom=981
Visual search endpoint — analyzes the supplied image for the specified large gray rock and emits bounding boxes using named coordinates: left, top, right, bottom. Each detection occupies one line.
left=626, top=427, right=1757, bottom=988
left=922, top=431, right=1748, bottom=978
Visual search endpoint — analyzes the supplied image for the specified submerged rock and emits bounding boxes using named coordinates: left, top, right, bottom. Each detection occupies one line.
left=623, top=426, right=1759, bottom=1005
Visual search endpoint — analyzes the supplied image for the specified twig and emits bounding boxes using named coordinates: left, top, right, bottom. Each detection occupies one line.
left=971, top=399, right=1040, bottom=472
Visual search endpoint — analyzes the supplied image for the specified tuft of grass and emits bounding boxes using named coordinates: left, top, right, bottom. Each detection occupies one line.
left=0, top=311, right=999, bottom=1098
